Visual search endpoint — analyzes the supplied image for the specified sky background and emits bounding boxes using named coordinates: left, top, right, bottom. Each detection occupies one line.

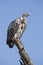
left=0, top=0, right=43, bottom=65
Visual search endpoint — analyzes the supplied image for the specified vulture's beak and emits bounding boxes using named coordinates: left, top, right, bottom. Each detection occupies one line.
left=22, top=13, right=30, bottom=17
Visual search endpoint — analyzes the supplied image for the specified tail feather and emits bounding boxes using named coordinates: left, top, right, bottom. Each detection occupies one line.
left=6, top=39, right=14, bottom=48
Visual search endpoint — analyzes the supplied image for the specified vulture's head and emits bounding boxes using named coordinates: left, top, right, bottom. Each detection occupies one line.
left=22, top=13, right=30, bottom=21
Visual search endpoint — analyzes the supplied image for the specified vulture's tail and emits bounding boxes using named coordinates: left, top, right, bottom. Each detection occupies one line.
left=6, top=38, right=14, bottom=48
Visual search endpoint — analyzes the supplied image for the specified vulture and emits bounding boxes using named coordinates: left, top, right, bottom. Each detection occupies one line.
left=6, top=13, right=30, bottom=48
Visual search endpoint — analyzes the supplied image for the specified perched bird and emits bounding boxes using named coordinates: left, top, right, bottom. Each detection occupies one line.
left=6, top=13, right=30, bottom=48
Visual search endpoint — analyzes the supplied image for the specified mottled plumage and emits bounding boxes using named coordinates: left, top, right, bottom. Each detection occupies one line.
left=7, top=19, right=19, bottom=48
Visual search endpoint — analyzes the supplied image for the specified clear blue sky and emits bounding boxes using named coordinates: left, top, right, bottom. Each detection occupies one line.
left=0, top=0, right=43, bottom=65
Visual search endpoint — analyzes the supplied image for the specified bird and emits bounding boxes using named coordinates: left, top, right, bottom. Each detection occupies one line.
left=6, top=13, right=30, bottom=48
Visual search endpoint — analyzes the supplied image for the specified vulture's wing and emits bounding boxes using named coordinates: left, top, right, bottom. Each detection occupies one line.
left=6, top=19, right=19, bottom=48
